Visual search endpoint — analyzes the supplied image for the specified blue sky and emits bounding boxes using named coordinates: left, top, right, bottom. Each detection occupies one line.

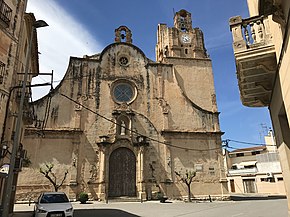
left=26, top=0, right=272, bottom=149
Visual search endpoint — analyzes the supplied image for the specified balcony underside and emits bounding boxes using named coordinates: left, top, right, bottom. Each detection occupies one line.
left=235, top=45, right=277, bottom=107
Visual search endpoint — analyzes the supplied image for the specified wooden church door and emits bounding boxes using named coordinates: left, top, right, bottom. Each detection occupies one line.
left=108, top=147, right=136, bottom=197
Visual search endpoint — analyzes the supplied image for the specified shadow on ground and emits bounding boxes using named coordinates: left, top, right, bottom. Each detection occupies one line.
left=230, top=195, right=287, bottom=201
left=12, top=209, right=140, bottom=217
left=74, top=209, right=140, bottom=217
left=12, top=211, right=33, bottom=217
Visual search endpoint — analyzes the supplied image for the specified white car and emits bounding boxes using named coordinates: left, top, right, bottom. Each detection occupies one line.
left=34, top=192, right=74, bottom=217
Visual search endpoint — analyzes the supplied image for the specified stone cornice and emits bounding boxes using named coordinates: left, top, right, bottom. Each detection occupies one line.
left=161, top=130, right=224, bottom=136
left=25, top=128, right=83, bottom=136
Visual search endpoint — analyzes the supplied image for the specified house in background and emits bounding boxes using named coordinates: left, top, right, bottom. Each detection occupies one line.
left=225, top=130, right=285, bottom=195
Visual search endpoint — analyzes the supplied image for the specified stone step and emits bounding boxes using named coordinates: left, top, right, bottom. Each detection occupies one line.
left=108, top=196, right=142, bottom=202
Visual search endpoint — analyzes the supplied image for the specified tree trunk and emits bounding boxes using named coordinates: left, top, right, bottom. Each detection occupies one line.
left=187, top=183, right=191, bottom=202
left=54, top=185, right=58, bottom=192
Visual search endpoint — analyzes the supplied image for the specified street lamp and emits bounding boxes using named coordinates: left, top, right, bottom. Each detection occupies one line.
left=0, top=142, right=8, bottom=158
left=134, top=135, right=149, bottom=147
left=1, top=19, right=48, bottom=217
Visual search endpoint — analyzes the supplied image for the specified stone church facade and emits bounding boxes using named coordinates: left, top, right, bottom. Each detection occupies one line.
left=17, top=9, right=227, bottom=201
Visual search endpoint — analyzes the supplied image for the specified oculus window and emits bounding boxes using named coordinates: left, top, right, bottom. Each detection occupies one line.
left=119, top=56, right=129, bottom=66
left=112, top=81, right=136, bottom=103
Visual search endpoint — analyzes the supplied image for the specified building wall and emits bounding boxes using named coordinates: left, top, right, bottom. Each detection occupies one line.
left=0, top=0, right=28, bottom=145
left=256, top=174, right=285, bottom=194
left=246, top=0, right=259, bottom=16
left=17, top=11, right=227, bottom=201
left=0, top=0, right=29, bottom=212
left=267, top=2, right=290, bottom=215
left=226, top=136, right=285, bottom=195
left=229, top=174, right=285, bottom=194
left=18, top=49, right=225, bottom=200
left=16, top=130, right=81, bottom=200
left=229, top=151, right=264, bottom=165
left=234, top=1, right=290, bottom=214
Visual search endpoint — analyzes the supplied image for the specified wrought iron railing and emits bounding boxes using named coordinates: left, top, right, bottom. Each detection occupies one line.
left=16, top=81, right=32, bottom=101
left=0, top=0, right=12, bottom=28
left=0, top=60, right=5, bottom=84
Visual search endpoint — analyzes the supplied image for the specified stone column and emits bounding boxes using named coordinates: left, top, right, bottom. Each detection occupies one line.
left=229, top=16, right=247, bottom=52
left=136, top=145, right=146, bottom=201
left=69, top=142, right=79, bottom=185
left=138, top=146, right=144, bottom=181
left=68, top=141, right=80, bottom=200
left=165, top=146, right=172, bottom=181
left=97, top=145, right=106, bottom=201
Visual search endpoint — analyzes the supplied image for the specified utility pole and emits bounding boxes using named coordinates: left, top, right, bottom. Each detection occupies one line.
left=1, top=20, right=48, bottom=217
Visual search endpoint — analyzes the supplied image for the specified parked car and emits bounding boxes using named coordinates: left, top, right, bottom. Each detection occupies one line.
left=34, top=192, right=73, bottom=217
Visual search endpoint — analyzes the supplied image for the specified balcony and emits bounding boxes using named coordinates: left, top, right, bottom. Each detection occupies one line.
left=228, top=167, right=258, bottom=176
left=229, top=15, right=277, bottom=107
left=0, top=0, right=12, bottom=28
left=16, top=81, right=32, bottom=107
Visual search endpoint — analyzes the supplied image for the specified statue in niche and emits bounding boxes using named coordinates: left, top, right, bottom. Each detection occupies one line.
left=120, top=120, right=126, bottom=135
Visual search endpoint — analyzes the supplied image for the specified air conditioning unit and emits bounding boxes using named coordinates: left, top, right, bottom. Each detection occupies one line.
left=266, top=172, right=273, bottom=178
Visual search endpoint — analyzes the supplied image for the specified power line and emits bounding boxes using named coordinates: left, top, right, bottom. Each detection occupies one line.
left=222, top=139, right=277, bottom=149
left=226, top=139, right=266, bottom=146
left=33, top=87, right=274, bottom=151
left=34, top=72, right=109, bottom=85
left=59, top=92, right=222, bottom=152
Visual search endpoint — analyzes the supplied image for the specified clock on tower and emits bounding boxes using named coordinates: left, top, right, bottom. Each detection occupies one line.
left=181, top=34, right=191, bottom=43
left=156, top=9, right=208, bottom=60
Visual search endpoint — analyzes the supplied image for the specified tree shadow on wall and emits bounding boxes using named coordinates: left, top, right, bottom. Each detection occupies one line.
left=74, top=209, right=140, bottom=217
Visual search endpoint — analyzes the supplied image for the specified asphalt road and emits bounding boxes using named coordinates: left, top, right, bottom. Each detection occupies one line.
left=73, top=199, right=288, bottom=217
left=13, top=199, right=288, bottom=217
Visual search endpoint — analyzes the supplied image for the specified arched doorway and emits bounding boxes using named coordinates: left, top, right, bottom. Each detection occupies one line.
left=109, top=147, right=136, bottom=197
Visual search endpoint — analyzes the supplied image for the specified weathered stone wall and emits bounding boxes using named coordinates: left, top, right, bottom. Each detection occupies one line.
left=18, top=32, right=226, bottom=201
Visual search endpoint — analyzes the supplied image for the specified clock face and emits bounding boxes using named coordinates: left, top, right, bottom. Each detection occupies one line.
left=181, top=34, right=191, bottom=43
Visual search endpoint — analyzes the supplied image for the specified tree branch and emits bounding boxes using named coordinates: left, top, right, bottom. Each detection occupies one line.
left=39, top=163, right=68, bottom=192
left=57, top=170, right=69, bottom=190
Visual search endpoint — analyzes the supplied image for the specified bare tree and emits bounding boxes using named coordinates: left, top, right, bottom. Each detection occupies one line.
left=39, top=163, right=68, bottom=192
left=175, top=170, right=196, bottom=202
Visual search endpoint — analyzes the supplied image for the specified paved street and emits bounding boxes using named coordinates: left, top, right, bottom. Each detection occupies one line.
left=13, top=199, right=288, bottom=217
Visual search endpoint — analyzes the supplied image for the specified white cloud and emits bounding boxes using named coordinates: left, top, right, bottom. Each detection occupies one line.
left=26, top=0, right=102, bottom=100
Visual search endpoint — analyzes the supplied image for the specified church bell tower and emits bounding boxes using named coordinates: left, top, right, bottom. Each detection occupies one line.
left=156, top=9, right=208, bottom=62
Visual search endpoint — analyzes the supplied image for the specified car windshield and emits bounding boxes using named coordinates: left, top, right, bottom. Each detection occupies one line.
left=40, top=193, right=69, bottom=203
